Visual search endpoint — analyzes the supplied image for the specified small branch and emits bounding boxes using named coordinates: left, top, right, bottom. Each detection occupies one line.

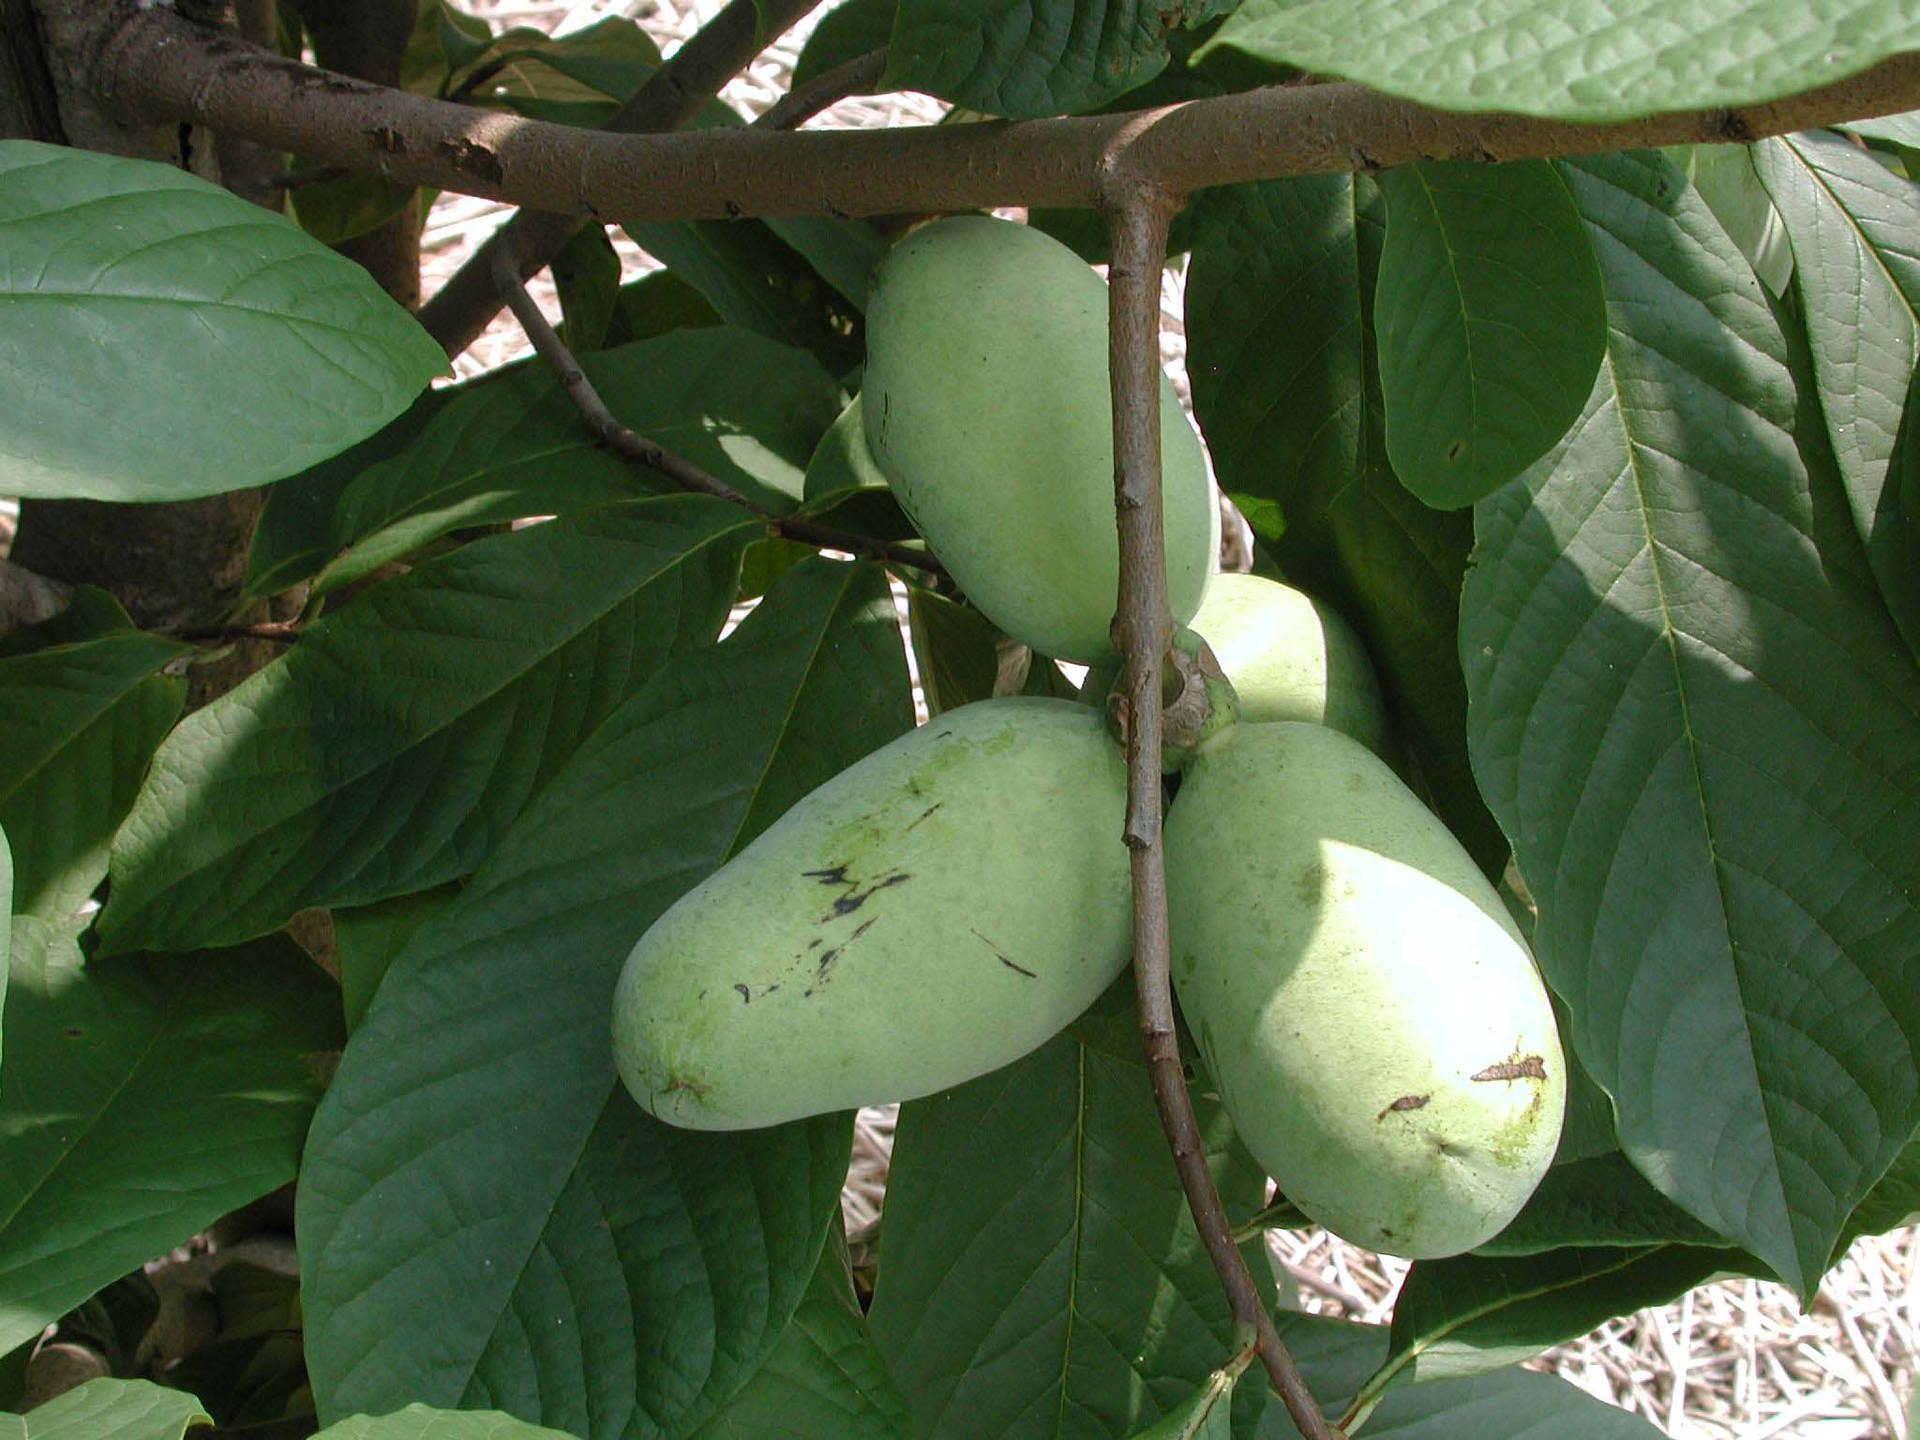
left=753, top=47, right=889, bottom=131
left=491, top=247, right=943, bottom=576
left=413, top=0, right=820, bottom=358
left=1103, top=185, right=1343, bottom=1440
left=96, top=6, right=1920, bottom=222
left=173, top=618, right=303, bottom=644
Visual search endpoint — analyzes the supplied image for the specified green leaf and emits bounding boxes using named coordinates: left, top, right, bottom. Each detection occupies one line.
left=287, top=169, right=416, bottom=248
left=0, top=595, right=188, bottom=922
left=1840, top=109, right=1920, bottom=148
left=1357, top=1246, right=1740, bottom=1407
left=792, top=0, right=895, bottom=88
left=1476, top=1152, right=1734, bottom=1256
left=763, top=216, right=888, bottom=311
left=602, top=272, right=725, bottom=348
left=0, top=827, right=8, bottom=1081
left=553, top=223, right=623, bottom=352
left=1183, top=172, right=1507, bottom=876
left=1753, top=128, right=1920, bottom=658
left=5, top=1378, right=210, bottom=1440
left=451, top=15, right=661, bottom=114
left=99, top=497, right=757, bottom=956
left=803, top=396, right=890, bottom=505
left=1262, top=1314, right=1665, bottom=1438
left=0, top=922, right=342, bottom=1355
left=1200, top=1, right=1920, bottom=123
left=691, top=1237, right=914, bottom=1439
left=298, top=557, right=913, bottom=1438
left=625, top=221, right=864, bottom=374
left=331, top=888, right=458, bottom=1032
left=1845, top=1131, right=1920, bottom=1240
left=1127, top=1360, right=1244, bottom=1440
left=903, top=588, right=1001, bottom=716
left=316, top=329, right=835, bottom=597
left=1374, top=159, right=1606, bottom=508
left=0, top=141, right=444, bottom=501
left=316, top=1406, right=574, bottom=1440
left=1460, top=148, right=1920, bottom=1297
left=886, top=0, right=1228, bottom=117
left=1669, top=144, right=1794, bottom=295
left=868, top=1031, right=1270, bottom=1439
left=244, top=386, right=453, bottom=600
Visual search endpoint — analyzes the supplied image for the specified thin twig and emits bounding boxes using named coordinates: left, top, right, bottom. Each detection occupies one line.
left=173, top=619, right=303, bottom=644
left=753, top=47, right=889, bottom=132
left=490, top=247, right=944, bottom=576
left=413, top=0, right=821, bottom=358
left=1102, top=183, right=1342, bottom=1440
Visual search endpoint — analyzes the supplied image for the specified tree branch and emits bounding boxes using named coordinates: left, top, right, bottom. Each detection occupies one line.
left=753, top=46, right=888, bottom=132
left=1104, top=185, right=1343, bottom=1440
left=491, top=246, right=944, bottom=577
left=414, top=0, right=819, bottom=357
left=91, top=5, right=1920, bottom=221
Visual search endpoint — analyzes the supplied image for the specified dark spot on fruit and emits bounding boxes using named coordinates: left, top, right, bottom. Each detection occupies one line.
left=829, top=871, right=910, bottom=917
left=808, top=937, right=824, bottom=950
left=1446, top=439, right=1464, bottom=460
left=1295, top=862, right=1323, bottom=903
left=904, top=801, right=945, bottom=832
left=734, top=984, right=750, bottom=1003
left=804, top=865, right=850, bottom=886
left=64, top=1027, right=83, bottom=1038
left=1377, top=1093, right=1431, bottom=1120
left=969, top=928, right=1035, bottom=977
left=1472, top=1056, right=1548, bottom=1082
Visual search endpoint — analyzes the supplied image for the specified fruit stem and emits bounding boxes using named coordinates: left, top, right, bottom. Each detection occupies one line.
left=1102, top=181, right=1346, bottom=1440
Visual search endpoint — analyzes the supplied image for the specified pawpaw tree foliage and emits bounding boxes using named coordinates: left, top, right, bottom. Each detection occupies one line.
left=2, top=0, right=1919, bottom=1435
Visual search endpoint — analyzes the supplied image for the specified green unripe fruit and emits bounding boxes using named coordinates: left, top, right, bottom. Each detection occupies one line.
left=1187, top=573, right=1388, bottom=752
left=1167, top=722, right=1564, bottom=1258
left=862, top=215, right=1217, bottom=665
left=611, top=697, right=1132, bottom=1130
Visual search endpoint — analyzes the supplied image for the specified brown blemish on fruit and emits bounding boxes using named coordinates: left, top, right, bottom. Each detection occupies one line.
left=804, top=918, right=876, bottom=995
left=1472, top=1056, right=1548, bottom=1082
left=828, top=871, right=909, bottom=918
left=1377, top=1093, right=1431, bottom=1120
left=734, top=984, right=751, bottom=1003
left=904, top=801, right=945, bottom=832
left=970, top=928, right=1036, bottom=978
left=803, top=865, right=850, bottom=885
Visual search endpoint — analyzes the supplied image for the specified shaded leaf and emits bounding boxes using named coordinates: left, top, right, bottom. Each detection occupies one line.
left=100, top=497, right=756, bottom=956
left=602, top=272, right=725, bottom=348
left=791, top=0, right=895, bottom=88
left=691, top=1237, right=914, bottom=1439
left=1460, top=148, right=1920, bottom=1296
left=244, top=386, right=453, bottom=601
left=317, top=329, right=834, bottom=597
left=299, top=557, right=913, bottom=1438
left=1201, top=1, right=1920, bottom=123
left=0, top=141, right=443, bottom=501
left=4, top=1378, right=210, bottom=1440
left=0, top=593, right=188, bottom=922
left=1375, top=159, right=1606, bottom=507
left=317, top=1407, right=574, bottom=1440
left=869, top=1032, right=1270, bottom=1439
left=1358, top=1246, right=1741, bottom=1406
left=1753, top=128, right=1920, bottom=658
left=1183, top=172, right=1507, bottom=875
left=1476, top=1152, right=1733, bottom=1256
left=288, top=168, right=415, bottom=248
left=1127, top=1360, right=1243, bottom=1440
left=1839, top=109, right=1920, bottom=148
left=903, top=587, right=1000, bottom=716
left=1846, top=1132, right=1920, bottom=1240
left=331, top=887, right=458, bottom=1032
left=0, top=922, right=342, bottom=1355
left=887, top=0, right=1229, bottom=117
left=0, top=828, right=8, bottom=1080
left=553, top=222, right=623, bottom=352
left=1669, top=144, right=1793, bottom=295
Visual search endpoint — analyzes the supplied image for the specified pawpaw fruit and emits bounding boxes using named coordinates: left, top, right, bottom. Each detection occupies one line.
left=610, top=697, right=1132, bottom=1130
left=861, top=215, right=1216, bottom=665
left=1166, top=721, right=1564, bottom=1258
left=1187, top=573, right=1389, bottom=752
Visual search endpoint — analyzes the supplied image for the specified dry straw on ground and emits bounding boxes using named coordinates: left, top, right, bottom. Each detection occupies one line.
left=427, top=1, right=1910, bottom=1432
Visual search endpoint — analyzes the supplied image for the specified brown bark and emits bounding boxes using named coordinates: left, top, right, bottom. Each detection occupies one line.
left=83, top=4, right=1920, bottom=221
left=0, top=0, right=64, bottom=141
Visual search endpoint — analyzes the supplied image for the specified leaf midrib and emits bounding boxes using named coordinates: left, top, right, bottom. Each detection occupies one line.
left=1049, top=1043, right=1089, bottom=1439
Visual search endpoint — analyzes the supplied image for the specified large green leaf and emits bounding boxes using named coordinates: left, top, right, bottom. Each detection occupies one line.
left=1753, top=128, right=1920, bottom=658
left=3, top=1378, right=210, bottom=1440
left=1262, top=1314, right=1663, bottom=1438
left=317, top=1407, right=574, bottom=1440
left=1126, top=1361, right=1243, bottom=1440
left=691, top=1235, right=913, bottom=1439
left=299, top=557, right=913, bottom=1438
left=1460, top=149, right=1920, bottom=1297
left=1200, top=1, right=1920, bottom=123
left=868, top=1031, right=1270, bottom=1439
left=1356, top=1246, right=1739, bottom=1408
left=1476, top=1151, right=1731, bottom=1256
left=1846, top=1131, right=1920, bottom=1240
left=0, top=141, right=443, bottom=501
left=98, top=498, right=755, bottom=956
left=315, top=330, right=837, bottom=597
left=0, top=593, right=187, bottom=923
left=1374, top=159, right=1605, bottom=508
left=886, top=0, right=1229, bottom=117
left=0, top=921, right=341, bottom=1355
left=0, top=827, right=8, bottom=1082
left=1183, top=172, right=1507, bottom=876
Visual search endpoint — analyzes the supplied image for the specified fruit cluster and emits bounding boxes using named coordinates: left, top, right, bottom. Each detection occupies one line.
left=611, top=216, right=1565, bottom=1261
